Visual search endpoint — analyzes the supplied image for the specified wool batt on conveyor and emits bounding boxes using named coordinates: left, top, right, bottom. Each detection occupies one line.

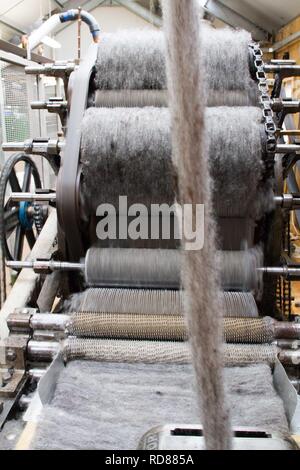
left=80, top=107, right=273, bottom=219
left=30, top=361, right=292, bottom=450
left=94, top=26, right=258, bottom=107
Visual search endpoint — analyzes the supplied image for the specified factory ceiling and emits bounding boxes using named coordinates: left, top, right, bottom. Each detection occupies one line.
left=0, top=0, right=300, bottom=44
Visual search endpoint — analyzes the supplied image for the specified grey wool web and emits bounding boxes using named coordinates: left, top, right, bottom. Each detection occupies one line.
left=206, top=106, right=274, bottom=218
left=200, top=23, right=259, bottom=107
left=162, top=0, right=231, bottom=450
left=80, top=107, right=175, bottom=211
left=95, top=30, right=167, bottom=91
left=80, top=107, right=273, bottom=220
left=94, top=27, right=258, bottom=107
left=30, top=361, right=291, bottom=450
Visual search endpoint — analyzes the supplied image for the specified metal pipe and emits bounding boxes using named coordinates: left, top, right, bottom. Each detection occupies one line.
left=8, top=193, right=56, bottom=203
left=6, top=260, right=84, bottom=273
left=278, top=349, right=300, bottom=366
left=259, top=267, right=300, bottom=279
left=270, top=60, right=296, bottom=65
left=274, top=322, right=300, bottom=340
left=25, top=62, right=76, bottom=77
left=27, top=15, right=61, bottom=60
left=32, top=330, right=65, bottom=341
left=28, top=368, right=47, bottom=381
left=2, top=139, right=65, bottom=155
left=276, top=339, right=300, bottom=350
left=1, top=142, right=25, bottom=151
left=264, top=64, right=300, bottom=76
left=278, top=130, right=300, bottom=137
left=272, top=100, right=300, bottom=114
left=276, top=144, right=300, bottom=154
left=27, top=340, right=61, bottom=361
left=30, top=314, right=69, bottom=331
left=59, top=9, right=101, bottom=43
left=274, top=194, right=300, bottom=209
left=31, top=99, right=68, bottom=111
left=27, top=10, right=100, bottom=60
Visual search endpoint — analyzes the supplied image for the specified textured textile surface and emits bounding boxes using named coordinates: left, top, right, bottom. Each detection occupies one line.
left=94, top=27, right=258, bottom=107
left=64, top=289, right=259, bottom=318
left=95, top=89, right=168, bottom=108
left=222, top=292, right=258, bottom=318
left=69, top=312, right=186, bottom=341
left=220, top=247, right=263, bottom=293
left=85, top=248, right=181, bottom=289
left=0, top=418, right=25, bottom=450
left=64, top=339, right=278, bottom=366
left=81, top=246, right=263, bottom=291
left=31, top=361, right=291, bottom=450
left=80, top=107, right=272, bottom=219
left=68, top=313, right=275, bottom=343
left=207, top=107, right=273, bottom=218
left=80, top=107, right=174, bottom=211
left=95, top=30, right=167, bottom=91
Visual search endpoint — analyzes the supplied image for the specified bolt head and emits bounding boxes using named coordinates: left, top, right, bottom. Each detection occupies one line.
left=2, top=372, right=11, bottom=384
left=6, top=349, right=16, bottom=362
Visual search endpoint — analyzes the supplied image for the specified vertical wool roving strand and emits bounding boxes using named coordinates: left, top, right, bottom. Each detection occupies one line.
left=162, top=0, right=232, bottom=450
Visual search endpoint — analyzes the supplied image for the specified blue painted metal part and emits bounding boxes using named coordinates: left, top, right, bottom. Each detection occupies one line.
left=59, top=9, right=100, bottom=41
left=18, top=202, right=33, bottom=230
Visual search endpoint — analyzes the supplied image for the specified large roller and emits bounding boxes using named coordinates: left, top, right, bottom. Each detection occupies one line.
left=61, top=339, right=279, bottom=366
left=65, top=288, right=259, bottom=318
left=24, top=312, right=300, bottom=343
left=67, top=315, right=296, bottom=343
left=8, top=247, right=264, bottom=291
left=85, top=247, right=263, bottom=291
left=93, top=26, right=258, bottom=107
left=80, top=106, right=272, bottom=219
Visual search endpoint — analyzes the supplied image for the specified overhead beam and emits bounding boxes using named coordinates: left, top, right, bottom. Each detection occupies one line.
left=0, top=16, right=26, bottom=35
left=204, top=0, right=269, bottom=41
left=55, top=0, right=106, bottom=12
left=271, top=31, right=300, bottom=52
left=115, top=0, right=162, bottom=28
left=0, top=38, right=52, bottom=64
left=52, top=0, right=64, bottom=10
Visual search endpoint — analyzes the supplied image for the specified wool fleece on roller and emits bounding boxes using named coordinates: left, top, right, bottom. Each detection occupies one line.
left=80, top=107, right=273, bottom=219
left=162, top=0, right=232, bottom=450
left=94, top=27, right=258, bottom=106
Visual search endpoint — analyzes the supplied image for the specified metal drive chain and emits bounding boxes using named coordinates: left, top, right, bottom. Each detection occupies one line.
left=249, top=42, right=277, bottom=155
left=33, top=204, right=44, bottom=235
left=249, top=43, right=279, bottom=317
